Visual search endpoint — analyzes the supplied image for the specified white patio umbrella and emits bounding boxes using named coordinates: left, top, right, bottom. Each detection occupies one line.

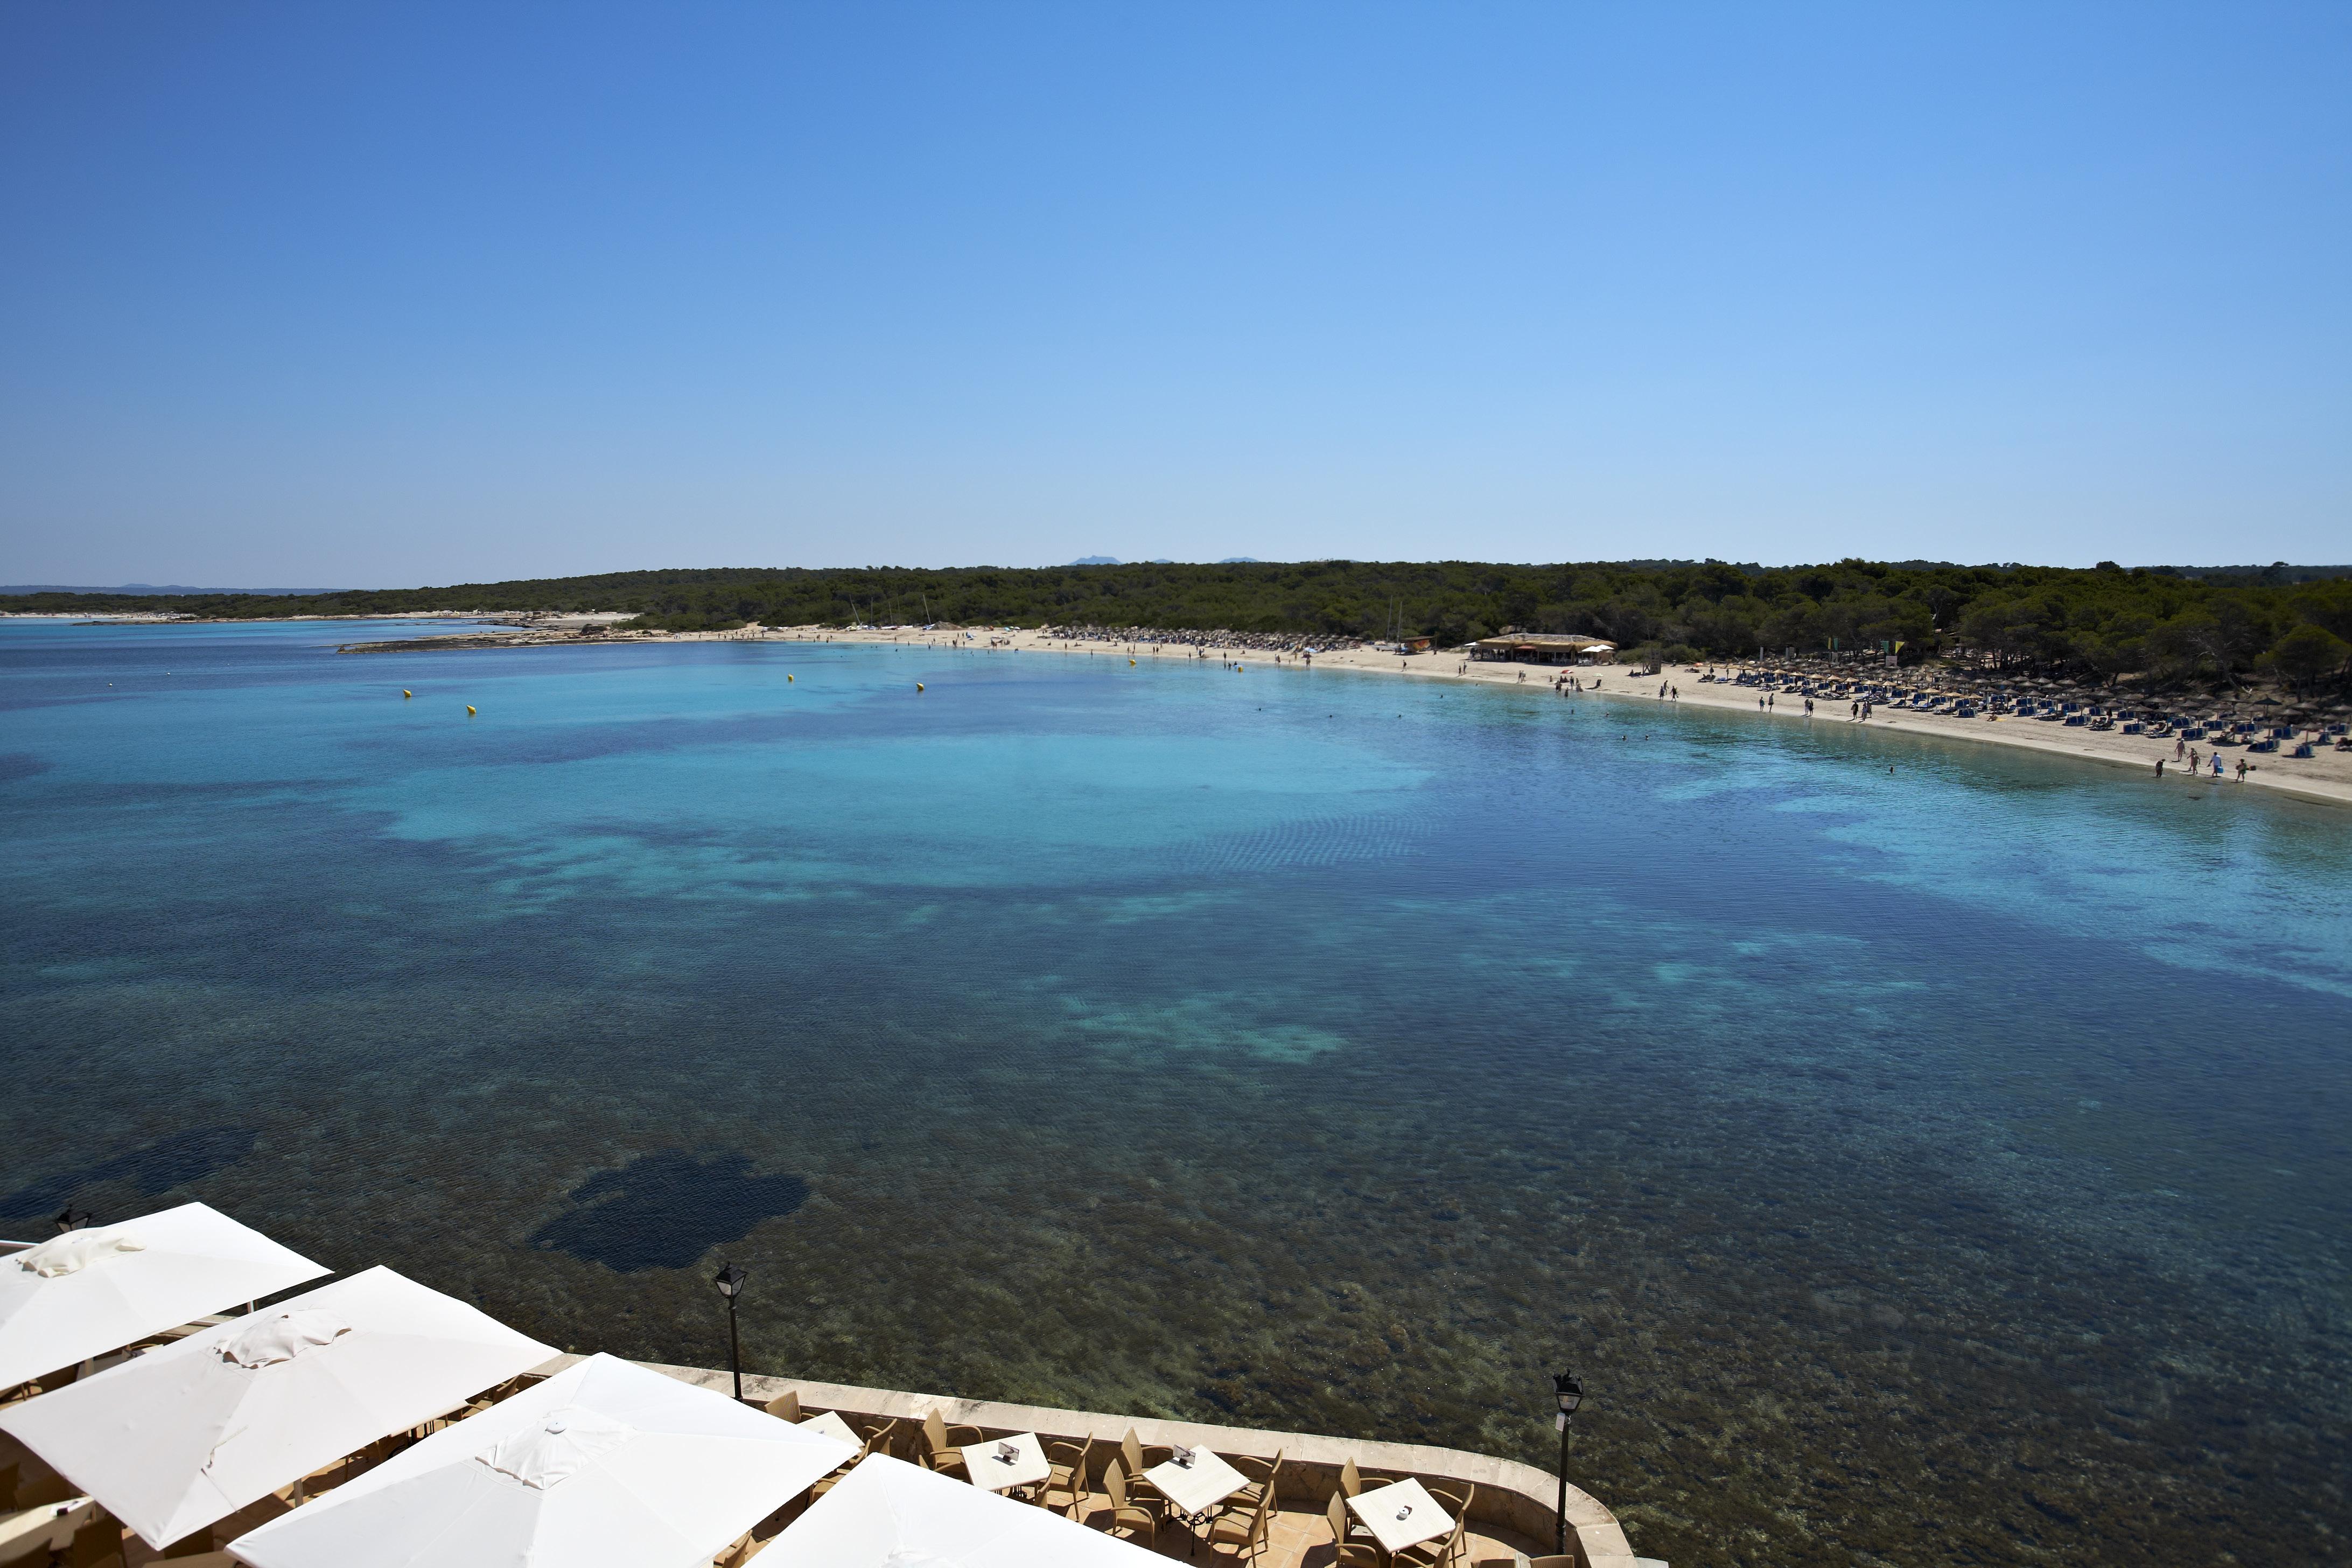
left=759, top=1452, right=1166, bottom=1568
left=225, top=1352, right=856, bottom=1568
left=0, top=1202, right=328, bottom=1392
left=0, top=1265, right=556, bottom=1549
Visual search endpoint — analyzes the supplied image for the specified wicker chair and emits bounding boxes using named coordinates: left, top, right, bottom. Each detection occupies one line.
left=1091, top=1458, right=1161, bottom=1544
left=1203, top=1480, right=1273, bottom=1563
left=68, top=1514, right=124, bottom=1568
left=1227, top=1448, right=1282, bottom=1514
left=761, top=1389, right=801, bottom=1423
left=1324, top=1492, right=1382, bottom=1568
left=919, top=1409, right=981, bottom=1476
left=1336, top=1459, right=1382, bottom=1549
left=1040, top=1435, right=1092, bottom=1517
left=1120, top=1429, right=1172, bottom=1488
left=809, top=1417, right=897, bottom=1503
left=1394, top=1516, right=1465, bottom=1568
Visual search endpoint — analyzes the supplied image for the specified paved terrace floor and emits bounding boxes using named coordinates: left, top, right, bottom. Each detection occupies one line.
left=1005, top=1496, right=1547, bottom=1567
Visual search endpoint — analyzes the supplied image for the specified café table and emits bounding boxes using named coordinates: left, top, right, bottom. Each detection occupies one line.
left=1348, top=1478, right=1454, bottom=1558
left=1143, top=1448, right=1248, bottom=1558
left=960, top=1431, right=1051, bottom=1496
left=797, top=1409, right=860, bottom=1445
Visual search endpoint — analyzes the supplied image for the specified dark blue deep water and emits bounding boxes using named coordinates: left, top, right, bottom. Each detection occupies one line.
left=3, top=619, right=2347, bottom=1566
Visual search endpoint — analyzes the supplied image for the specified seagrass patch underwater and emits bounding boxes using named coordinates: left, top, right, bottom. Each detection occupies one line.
left=2, top=618, right=2347, bottom=1566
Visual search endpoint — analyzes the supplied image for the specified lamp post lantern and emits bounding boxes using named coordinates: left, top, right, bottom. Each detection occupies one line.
left=53, top=1207, right=91, bottom=1234
left=713, top=1262, right=748, bottom=1402
left=1551, top=1369, right=1584, bottom=1556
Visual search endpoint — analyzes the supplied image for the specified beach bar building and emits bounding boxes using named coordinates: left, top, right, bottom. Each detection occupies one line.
left=1471, top=633, right=1615, bottom=665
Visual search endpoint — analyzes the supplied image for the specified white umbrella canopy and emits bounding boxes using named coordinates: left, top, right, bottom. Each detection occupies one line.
left=0, top=1265, right=556, bottom=1549
left=226, top=1352, right=856, bottom=1568
left=0, top=1202, right=328, bottom=1392
left=760, top=1453, right=1166, bottom=1568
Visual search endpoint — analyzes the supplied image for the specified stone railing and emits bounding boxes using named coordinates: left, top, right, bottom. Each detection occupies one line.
left=527, top=1356, right=1643, bottom=1568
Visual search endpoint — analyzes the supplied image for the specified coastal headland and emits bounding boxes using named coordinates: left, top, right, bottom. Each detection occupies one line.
left=325, top=615, right=2352, bottom=809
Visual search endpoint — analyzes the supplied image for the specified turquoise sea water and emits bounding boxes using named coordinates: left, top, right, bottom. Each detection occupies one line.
left=3, top=618, right=2347, bottom=1566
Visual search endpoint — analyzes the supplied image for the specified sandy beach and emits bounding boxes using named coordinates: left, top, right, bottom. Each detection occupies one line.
left=762, top=624, right=2352, bottom=810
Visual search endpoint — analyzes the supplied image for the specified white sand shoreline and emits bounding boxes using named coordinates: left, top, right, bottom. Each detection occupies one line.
left=797, top=624, right=2352, bottom=810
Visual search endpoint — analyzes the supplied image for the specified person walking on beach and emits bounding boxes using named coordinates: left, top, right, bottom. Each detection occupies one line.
left=2155, top=757, right=2165, bottom=778
left=2236, top=757, right=2249, bottom=782
left=2211, top=752, right=2223, bottom=777
left=1758, top=696, right=1766, bottom=711
left=2174, top=736, right=2186, bottom=761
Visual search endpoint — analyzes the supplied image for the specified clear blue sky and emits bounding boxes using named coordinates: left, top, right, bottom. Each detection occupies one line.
left=3, top=3, right=2346, bottom=587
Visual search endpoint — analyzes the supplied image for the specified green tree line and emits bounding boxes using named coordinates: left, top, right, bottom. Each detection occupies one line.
left=9, top=559, right=2350, bottom=691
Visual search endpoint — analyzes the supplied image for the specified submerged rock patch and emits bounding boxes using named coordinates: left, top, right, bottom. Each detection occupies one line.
left=528, top=1150, right=809, bottom=1272
left=0, top=1126, right=260, bottom=1224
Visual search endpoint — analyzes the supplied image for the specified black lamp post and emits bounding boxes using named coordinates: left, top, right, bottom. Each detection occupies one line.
left=1552, top=1369, right=1584, bottom=1556
left=53, top=1207, right=91, bottom=1234
left=713, top=1262, right=748, bottom=1402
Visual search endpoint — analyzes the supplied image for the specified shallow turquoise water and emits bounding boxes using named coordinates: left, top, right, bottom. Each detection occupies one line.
left=3, top=619, right=2347, bottom=1565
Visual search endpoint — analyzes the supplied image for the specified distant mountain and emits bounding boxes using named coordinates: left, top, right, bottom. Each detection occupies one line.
left=1065, top=556, right=1121, bottom=566
left=1218, top=557, right=1259, bottom=564
left=0, top=583, right=328, bottom=595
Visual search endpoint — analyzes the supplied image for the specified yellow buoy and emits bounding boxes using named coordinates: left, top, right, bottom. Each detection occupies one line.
left=402, top=690, right=412, bottom=698
left=466, top=705, right=477, bottom=715
left=786, top=674, right=794, bottom=682
left=1129, top=659, right=1136, bottom=666
left=915, top=683, right=925, bottom=691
